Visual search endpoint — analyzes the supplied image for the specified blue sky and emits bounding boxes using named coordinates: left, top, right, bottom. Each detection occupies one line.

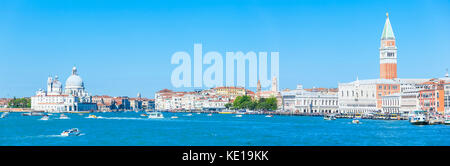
left=1, top=0, right=449, bottom=98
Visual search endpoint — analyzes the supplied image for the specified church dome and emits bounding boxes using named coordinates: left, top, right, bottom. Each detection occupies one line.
left=65, top=66, right=84, bottom=89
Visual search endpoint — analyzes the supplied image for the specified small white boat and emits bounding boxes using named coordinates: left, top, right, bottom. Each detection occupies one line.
left=47, top=113, right=53, bottom=116
left=207, top=113, right=212, bottom=116
left=40, top=115, right=49, bottom=121
left=444, top=113, right=450, bottom=125
left=265, top=115, right=273, bottom=118
left=148, top=112, right=164, bottom=119
left=140, top=113, right=148, bottom=117
left=171, top=116, right=178, bottom=119
left=185, top=113, right=193, bottom=116
left=86, top=114, right=97, bottom=119
left=445, top=118, right=450, bottom=125
left=324, top=114, right=337, bottom=120
left=1, top=112, right=9, bottom=118
left=59, top=114, right=70, bottom=119
left=60, top=128, right=81, bottom=136
left=352, top=119, right=360, bottom=124
left=196, top=112, right=201, bottom=114
left=235, top=114, right=243, bottom=117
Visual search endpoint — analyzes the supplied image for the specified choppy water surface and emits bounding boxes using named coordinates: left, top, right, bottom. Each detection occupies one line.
left=1, top=112, right=449, bottom=146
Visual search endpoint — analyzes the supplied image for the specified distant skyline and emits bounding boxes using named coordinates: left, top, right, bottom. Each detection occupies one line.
left=1, top=0, right=449, bottom=98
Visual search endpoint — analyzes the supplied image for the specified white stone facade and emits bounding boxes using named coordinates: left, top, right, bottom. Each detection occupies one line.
left=31, top=67, right=97, bottom=112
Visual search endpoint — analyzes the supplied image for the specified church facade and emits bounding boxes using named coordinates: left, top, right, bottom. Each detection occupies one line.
left=31, top=67, right=97, bottom=112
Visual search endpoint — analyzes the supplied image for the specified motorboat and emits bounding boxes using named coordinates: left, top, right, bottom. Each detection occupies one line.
left=185, top=113, right=193, bottom=116
left=324, top=114, right=337, bottom=120
left=265, top=115, right=273, bottom=118
left=21, top=113, right=32, bottom=116
left=60, top=128, right=81, bottom=137
left=140, top=113, right=148, bottom=117
left=59, top=114, right=70, bottom=119
left=148, top=112, right=164, bottom=119
left=196, top=112, right=201, bottom=114
left=207, top=113, right=212, bottom=116
left=351, top=119, right=360, bottom=124
left=22, top=112, right=44, bottom=116
left=1, top=112, right=9, bottom=118
left=235, top=114, right=243, bottom=117
left=218, top=111, right=233, bottom=114
left=87, top=114, right=97, bottom=119
left=40, top=115, right=49, bottom=121
left=409, top=110, right=427, bottom=125
left=171, top=116, right=178, bottom=119
left=445, top=115, right=450, bottom=125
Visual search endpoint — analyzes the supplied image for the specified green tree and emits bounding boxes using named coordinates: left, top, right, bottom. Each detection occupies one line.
left=8, top=97, right=31, bottom=108
left=233, top=95, right=252, bottom=109
left=255, top=97, right=277, bottom=111
left=224, top=103, right=232, bottom=109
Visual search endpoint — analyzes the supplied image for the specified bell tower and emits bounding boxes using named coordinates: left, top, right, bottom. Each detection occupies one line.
left=380, top=12, right=397, bottom=79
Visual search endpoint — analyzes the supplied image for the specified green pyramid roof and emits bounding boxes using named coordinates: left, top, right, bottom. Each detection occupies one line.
left=381, top=13, right=395, bottom=40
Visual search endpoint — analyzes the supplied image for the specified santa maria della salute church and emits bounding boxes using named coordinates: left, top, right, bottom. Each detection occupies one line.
left=31, top=66, right=97, bottom=112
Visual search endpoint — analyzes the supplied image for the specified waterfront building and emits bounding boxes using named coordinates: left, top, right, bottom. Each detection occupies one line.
left=213, top=86, right=248, bottom=98
left=31, top=67, right=97, bottom=112
left=280, top=88, right=298, bottom=113
left=92, top=95, right=115, bottom=111
left=0, top=98, right=11, bottom=108
left=445, top=84, right=450, bottom=113
left=142, top=99, right=155, bottom=110
left=417, top=79, right=446, bottom=114
left=129, top=98, right=143, bottom=110
left=293, top=84, right=339, bottom=114
left=112, top=96, right=131, bottom=110
left=155, top=87, right=249, bottom=111
left=381, top=93, right=401, bottom=114
left=338, top=78, right=401, bottom=114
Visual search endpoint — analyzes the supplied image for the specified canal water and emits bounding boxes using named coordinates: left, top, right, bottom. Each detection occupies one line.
left=1, top=112, right=449, bottom=146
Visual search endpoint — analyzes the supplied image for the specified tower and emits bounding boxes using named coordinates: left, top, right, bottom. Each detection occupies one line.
left=47, top=76, right=53, bottom=93
left=380, top=12, right=398, bottom=79
left=257, top=80, right=261, bottom=93
left=271, top=76, right=278, bottom=92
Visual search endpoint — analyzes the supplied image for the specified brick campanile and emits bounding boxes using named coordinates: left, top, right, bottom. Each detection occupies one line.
left=380, top=12, right=397, bottom=79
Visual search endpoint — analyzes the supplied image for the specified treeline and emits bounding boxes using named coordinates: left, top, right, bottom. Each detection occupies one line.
left=8, top=97, right=31, bottom=108
left=225, top=95, right=277, bottom=111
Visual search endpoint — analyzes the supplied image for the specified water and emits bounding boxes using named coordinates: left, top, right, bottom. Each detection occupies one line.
left=1, top=112, right=449, bottom=146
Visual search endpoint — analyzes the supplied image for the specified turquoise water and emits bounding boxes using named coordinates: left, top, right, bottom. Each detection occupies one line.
left=1, top=112, right=449, bottom=146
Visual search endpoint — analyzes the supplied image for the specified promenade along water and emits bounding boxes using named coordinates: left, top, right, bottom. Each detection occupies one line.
left=1, top=111, right=450, bottom=146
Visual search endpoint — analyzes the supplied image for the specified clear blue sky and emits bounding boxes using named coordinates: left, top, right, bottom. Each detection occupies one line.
left=1, top=0, right=449, bottom=98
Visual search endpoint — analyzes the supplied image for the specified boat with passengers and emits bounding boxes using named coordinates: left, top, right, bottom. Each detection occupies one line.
left=60, top=128, right=81, bottom=136
left=324, top=114, right=337, bottom=120
left=409, top=110, right=427, bottom=125
left=148, top=112, right=164, bottom=119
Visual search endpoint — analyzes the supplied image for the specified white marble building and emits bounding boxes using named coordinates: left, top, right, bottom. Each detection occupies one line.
left=285, top=85, right=339, bottom=114
left=31, top=67, right=97, bottom=112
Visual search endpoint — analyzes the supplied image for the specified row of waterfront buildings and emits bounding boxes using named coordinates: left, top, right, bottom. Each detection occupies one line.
left=154, top=13, right=450, bottom=117
left=28, top=13, right=450, bottom=116
left=280, top=13, right=450, bottom=116
left=29, top=66, right=154, bottom=112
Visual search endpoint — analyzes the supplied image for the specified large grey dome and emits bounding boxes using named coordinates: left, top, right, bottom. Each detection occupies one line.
left=65, top=66, right=84, bottom=89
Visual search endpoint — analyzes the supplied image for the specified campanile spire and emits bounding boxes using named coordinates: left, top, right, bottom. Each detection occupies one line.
left=380, top=13, right=397, bottom=79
